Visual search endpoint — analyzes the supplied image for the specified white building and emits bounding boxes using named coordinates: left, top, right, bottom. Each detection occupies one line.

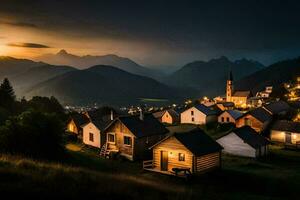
left=217, top=126, right=269, bottom=158
left=180, top=104, right=217, bottom=125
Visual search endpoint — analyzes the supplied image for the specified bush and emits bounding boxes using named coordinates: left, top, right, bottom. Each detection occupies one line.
left=0, top=110, right=65, bottom=160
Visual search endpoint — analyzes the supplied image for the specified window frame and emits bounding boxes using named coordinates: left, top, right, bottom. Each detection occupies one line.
left=89, top=132, right=94, bottom=142
left=107, top=133, right=116, bottom=144
left=123, top=136, right=132, bottom=146
left=178, top=153, right=185, bottom=161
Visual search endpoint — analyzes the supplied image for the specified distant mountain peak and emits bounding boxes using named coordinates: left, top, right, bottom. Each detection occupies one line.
left=57, top=49, right=68, bottom=55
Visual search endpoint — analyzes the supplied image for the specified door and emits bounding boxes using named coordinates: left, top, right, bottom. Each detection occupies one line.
left=160, top=151, right=168, bottom=171
left=285, top=132, right=292, bottom=144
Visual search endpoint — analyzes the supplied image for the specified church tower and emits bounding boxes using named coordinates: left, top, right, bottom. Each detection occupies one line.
left=226, top=70, right=233, bottom=102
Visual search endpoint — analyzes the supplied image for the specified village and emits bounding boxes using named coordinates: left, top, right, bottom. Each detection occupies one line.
left=66, top=71, right=300, bottom=179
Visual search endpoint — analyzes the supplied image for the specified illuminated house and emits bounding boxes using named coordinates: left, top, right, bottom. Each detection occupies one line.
left=217, top=126, right=270, bottom=158
left=66, top=113, right=90, bottom=137
left=180, top=104, right=217, bottom=125
left=144, top=128, right=223, bottom=176
left=270, top=120, right=300, bottom=145
left=226, top=70, right=252, bottom=108
left=153, top=109, right=180, bottom=124
left=236, top=107, right=272, bottom=133
left=102, top=112, right=168, bottom=161
left=81, top=111, right=114, bottom=148
left=218, top=110, right=243, bottom=124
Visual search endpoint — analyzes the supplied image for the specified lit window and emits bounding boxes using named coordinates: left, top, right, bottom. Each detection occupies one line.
left=179, top=153, right=185, bottom=161
left=89, top=133, right=94, bottom=142
left=124, top=136, right=132, bottom=146
left=108, top=133, right=115, bottom=143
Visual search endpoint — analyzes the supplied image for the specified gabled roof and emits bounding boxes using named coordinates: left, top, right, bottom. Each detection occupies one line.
left=190, top=104, right=216, bottom=116
left=232, top=126, right=270, bottom=148
left=233, top=90, right=251, bottom=97
left=152, top=129, right=223, bottom=156
left=271, top=120, right=300, bottom=133
left=225, top=110, right=243, bottom=120
left=108, top=114, right=168, bottom=138
left=263, top=101, right=290, bottom=115
left=69, top=113, right=90, bottom=128
left=248, top=107, right=272, bottom=123
left=165, top=109, right=179, bottom=118
left=83, top=110, right=113, bottom=131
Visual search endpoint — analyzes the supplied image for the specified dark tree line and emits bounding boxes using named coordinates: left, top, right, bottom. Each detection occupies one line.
left=0, top=78, right=66, bottom=160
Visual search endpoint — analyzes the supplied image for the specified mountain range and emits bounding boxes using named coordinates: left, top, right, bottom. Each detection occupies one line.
left=36, top=50, right=161, bottom=78
left=165, top=56, right=265, bottom=96
left=1, top=52, right=300, bottom=106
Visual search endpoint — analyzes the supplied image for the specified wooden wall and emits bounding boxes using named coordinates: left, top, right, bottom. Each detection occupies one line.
left=105, top=121, right=135, bottom=160
left=67, top=120, right=79, bottom=134
left=195, top=152, right=220, bottom=173
left=153, top=137, right=193, bottom=172
left=236, top=114, right=266, bottom=132
left=161, top=112, right=173, bottom=124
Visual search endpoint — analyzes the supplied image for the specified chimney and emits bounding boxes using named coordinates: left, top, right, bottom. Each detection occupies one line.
left=139, top=108, right=144, bottom=121
left=110, top=110, right=114, bottom=121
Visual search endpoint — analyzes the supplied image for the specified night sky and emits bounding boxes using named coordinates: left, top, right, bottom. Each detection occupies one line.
left=1, top=0, right=300, bottom=66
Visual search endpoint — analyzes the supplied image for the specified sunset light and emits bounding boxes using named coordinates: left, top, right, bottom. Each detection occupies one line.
left=0, top=1, right=300, bottom=199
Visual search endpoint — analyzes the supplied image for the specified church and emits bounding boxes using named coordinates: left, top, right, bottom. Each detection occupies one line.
left=226, top=71, right=252, bottom=108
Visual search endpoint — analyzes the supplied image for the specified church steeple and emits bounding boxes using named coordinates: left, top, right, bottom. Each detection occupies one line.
left=226, top=69, right=233, bottom=102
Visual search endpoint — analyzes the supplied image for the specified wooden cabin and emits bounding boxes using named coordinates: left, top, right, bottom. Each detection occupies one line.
left=180, top=104, right=217, bottom=125
left=270, top=120, right=300, bottom=146
left=218, top=110, right=243, bottom=124
left=66, top=113, right=90, bottom=137
left=144, top=129, right=223, bottom=176
left=217, top=126, right=270, bottom=158
left=236, top=107, right=272, bottom=133
left=153, top=109, right=180, bottom=124
left=102, top=113, right=168, bottom=161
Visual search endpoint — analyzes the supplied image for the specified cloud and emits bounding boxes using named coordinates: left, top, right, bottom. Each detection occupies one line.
left=0, top=20, right=37, bottom=28
left=7, top=42, right=50, bottom=48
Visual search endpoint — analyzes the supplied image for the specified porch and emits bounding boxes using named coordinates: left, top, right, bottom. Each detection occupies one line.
left=142, top=160, right=192, bottom=178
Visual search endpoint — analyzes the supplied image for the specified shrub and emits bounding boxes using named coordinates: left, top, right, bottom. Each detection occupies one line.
left=0, top=110, right=65, bottom=160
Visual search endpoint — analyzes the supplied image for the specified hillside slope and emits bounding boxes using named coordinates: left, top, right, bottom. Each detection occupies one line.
left=236, top=57, right=300, bottom=93
left=166, top=56, right=265, bottom=96
left=26, top=65, right=191, bottom=105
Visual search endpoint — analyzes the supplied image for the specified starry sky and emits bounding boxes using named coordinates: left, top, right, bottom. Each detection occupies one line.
left=1, top=0, right=300, bottom=66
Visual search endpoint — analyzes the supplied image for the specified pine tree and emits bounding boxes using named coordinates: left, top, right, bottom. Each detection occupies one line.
left=0, top=78, right=16, bottom=108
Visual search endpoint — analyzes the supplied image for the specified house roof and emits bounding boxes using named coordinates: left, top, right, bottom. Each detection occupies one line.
left=83, top=110, right=113, bottom=131
left=165, top=109, right=179, bottom=118
left=151, top=128, right=223, bottom=156
left=69, top=113, right=90, bottom=128
left=263, top=101, right=290, bottom=115
left=271, top=120, right=300, bottom=133
left=174, top=129, right=223, bottom=156
left=110, top=114, right=168, bottom=138
left=248, top=107, right=272, bottom=123
left=233, top=126, right=270, bottom=148
left=225, top=110, right=243, bottom=120
left=233, top=90, right=251, bottom=97
left=192, top=104, right=216, bottom=116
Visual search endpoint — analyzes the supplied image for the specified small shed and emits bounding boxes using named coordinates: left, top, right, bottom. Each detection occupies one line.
left=144, top=129, right=223, bottom=175
left=217, top=126, right=270, bottom=158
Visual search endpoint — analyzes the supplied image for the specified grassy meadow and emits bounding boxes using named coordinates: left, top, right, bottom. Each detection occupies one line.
left=0, top=140, right=299, bottom=199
